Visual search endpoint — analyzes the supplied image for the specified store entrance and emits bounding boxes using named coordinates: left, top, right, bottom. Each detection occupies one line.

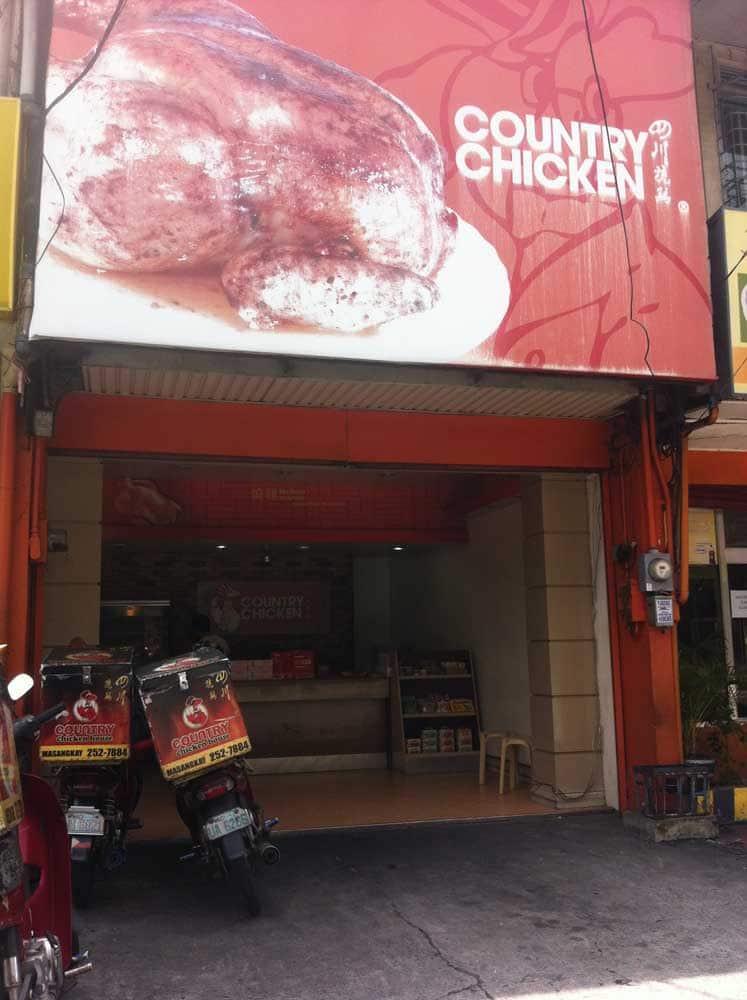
left=78, top=459, right=595, bottom=833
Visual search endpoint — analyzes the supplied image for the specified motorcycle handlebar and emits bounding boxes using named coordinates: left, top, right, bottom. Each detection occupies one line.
left=13, top=702, right=65, bottom=745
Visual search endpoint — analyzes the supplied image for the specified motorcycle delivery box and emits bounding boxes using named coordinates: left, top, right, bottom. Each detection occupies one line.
left=39, top=646, right=134, bottom=765
left=136, top=647, right=251, bottom=783
left=0, top=676, right=23, bottom=833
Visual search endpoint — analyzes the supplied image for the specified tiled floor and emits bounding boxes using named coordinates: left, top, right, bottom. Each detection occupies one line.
left=130, top=764, right=555, bottom=839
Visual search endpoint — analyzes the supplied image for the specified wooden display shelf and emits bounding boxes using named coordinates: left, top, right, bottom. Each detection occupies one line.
left=399, top=674, right=471, bottom=681
left=402, top=712, right=476, bottom=719
left=384, top=647, right=482, bottom=775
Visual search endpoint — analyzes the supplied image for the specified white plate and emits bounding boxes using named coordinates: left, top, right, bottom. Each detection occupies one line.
left=30, top=216, right=510, bottom=366
left=204, top=806, right=251, bottom=842
left=66, top=806, right=105, bottom=837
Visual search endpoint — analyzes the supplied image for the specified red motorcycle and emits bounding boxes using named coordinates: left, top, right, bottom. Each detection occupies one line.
left=0, top=667, right=91, bottom=999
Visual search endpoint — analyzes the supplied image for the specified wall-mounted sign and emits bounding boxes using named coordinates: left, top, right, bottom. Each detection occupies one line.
left=710, top=207, right=747, bottom=397
left=0, top=98, right=20, bottom=313
left=198, top=581, right=330, bottom=636
left=688, top=508, right=717, bottom=566
left=29, top=0, right=714, bottom=379
left=731, top=591, right=747, bottom=620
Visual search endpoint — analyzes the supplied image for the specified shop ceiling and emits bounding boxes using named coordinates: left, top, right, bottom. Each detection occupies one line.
left=55, top=345, right=637, bottom=421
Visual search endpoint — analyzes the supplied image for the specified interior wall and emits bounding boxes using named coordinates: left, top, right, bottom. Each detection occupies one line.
left=101, top=545, right=355, bottom=669
left=353, top=556, right=391, bottom=673
left=390, top=499, right=530, bottom=737
left=44, top=457, right=103, bottom=648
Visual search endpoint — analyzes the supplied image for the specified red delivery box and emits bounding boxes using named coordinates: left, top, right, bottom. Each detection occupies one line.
left=39, top=646, right=134, bottom=765
left=136, top=647, right=250, bottom=783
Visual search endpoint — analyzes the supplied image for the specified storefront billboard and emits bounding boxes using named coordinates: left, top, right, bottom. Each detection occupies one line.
left=30, top=0, right=715, bottom=378
left=710, top=208, right=747, bottom=397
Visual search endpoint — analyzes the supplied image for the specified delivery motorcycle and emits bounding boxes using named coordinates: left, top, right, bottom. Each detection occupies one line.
left=136, top=646, right=279, bottom=916
left=38, top=646, right=139, bottom=909
left=0, top=666, right=92, bottom=999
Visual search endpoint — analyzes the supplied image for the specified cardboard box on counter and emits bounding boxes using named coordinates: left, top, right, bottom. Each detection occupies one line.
left=231, top=660, right=274, bottom=681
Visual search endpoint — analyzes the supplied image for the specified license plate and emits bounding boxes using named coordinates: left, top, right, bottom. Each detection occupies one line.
left=204, top=807, right=251, bottom=841
left=66, top=806, right=105, bottom=837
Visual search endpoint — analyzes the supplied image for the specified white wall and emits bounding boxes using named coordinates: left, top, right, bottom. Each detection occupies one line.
left=390, top=499, right=530, bottom=737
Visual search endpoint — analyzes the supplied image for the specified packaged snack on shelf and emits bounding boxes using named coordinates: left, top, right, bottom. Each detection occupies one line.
left=456, top=727, right=473, bottom=751
left=438, top=727, right=455, bottom=752
left=421, top=727, right=438, bottom=752
left=449, top=699, right=475, bottom=714
left=442, top=660, right=468, bottom=675
left=406, top=738, right=422, bottom=754
left=436, top=696, right=451, bottom=714
left=402, top=695, right=418, bottom=715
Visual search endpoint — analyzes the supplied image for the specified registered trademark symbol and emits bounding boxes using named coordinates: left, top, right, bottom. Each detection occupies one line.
left=678, top=200, right=690, bottom=214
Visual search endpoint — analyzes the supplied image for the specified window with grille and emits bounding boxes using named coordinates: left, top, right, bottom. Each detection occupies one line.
left=717, top=68, right=747, bottom=208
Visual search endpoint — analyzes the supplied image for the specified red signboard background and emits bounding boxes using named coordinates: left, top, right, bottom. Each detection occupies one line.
left=241, top=0, right=713, bottom=378
left=198, top=581, right=330, bottom=636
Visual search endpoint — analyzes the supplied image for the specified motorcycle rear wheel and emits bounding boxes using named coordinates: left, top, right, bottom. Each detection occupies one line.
left=225, top=855, right=261, bottom=917
left=71, top=857, right=95, bottom=910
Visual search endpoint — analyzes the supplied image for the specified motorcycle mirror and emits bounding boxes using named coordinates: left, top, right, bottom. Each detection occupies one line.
left=7, top=673, right=34, bottom=702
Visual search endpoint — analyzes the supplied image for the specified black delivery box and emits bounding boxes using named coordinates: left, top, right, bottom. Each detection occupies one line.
left=39, top=646, right=135, bottom=765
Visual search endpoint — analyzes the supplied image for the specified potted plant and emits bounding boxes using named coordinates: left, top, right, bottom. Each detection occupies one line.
left=678, top=635, right=747, bottom=784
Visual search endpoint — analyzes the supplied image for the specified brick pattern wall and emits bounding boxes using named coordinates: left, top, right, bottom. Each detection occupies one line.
left=101, top=545, right=354, bottom=670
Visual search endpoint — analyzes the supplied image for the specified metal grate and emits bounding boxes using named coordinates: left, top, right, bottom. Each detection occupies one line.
left=717, top=69, right=747, bottom=208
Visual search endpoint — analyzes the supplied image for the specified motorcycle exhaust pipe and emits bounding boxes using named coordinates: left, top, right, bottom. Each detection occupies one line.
left=259, top=842, right=280, bottom=866
left=65, top=962, right=93, bottom=980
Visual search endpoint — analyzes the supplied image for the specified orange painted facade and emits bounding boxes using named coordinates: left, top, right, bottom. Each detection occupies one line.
left=0, top=383, right=692, bottom=810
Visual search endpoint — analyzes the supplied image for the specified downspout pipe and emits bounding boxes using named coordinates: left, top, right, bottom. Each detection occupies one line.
left=16, top=1, right=53, bottom=346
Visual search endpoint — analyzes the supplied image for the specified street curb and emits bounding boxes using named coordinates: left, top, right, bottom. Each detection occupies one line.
left=712, top=786, right=747, bottom=823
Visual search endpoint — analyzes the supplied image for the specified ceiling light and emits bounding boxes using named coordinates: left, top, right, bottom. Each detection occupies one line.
left=393, top=545, right=404, bottom=552
left=216, top=544, right=227, bottom=550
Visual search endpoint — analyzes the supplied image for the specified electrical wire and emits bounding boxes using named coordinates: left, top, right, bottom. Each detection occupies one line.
left=36, top=154, right=65, bottom=265
left=580, top=0, right=655, bottom=378
left=44, top=0, right=128, bottom=117
left=725, top=247, right=747, bottom=285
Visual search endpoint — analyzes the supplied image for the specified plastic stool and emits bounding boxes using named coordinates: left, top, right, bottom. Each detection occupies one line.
left=479, top=732, right=533, bottom=793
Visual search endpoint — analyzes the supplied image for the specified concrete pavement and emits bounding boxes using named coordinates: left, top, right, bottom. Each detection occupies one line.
left=73, top=813, right=747, bottom=1000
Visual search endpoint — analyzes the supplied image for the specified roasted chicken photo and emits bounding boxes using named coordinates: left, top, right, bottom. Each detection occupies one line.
left=45, top=0, right=458, bottom=334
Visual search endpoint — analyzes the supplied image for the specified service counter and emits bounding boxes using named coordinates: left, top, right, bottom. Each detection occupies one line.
left=235, top=677, right=390, bottom=773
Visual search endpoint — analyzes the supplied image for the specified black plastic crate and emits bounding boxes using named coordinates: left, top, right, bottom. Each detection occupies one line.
left=633, top=761, right=715, bottom=819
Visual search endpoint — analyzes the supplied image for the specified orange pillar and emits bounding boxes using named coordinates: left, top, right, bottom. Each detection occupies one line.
left=606, top=400, right=683, bottom=809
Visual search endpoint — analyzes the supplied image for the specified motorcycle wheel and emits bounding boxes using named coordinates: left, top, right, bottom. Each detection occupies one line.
left=71, top=857, right=95, bottom=910
left=225, top=855, right=261, bottom=917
